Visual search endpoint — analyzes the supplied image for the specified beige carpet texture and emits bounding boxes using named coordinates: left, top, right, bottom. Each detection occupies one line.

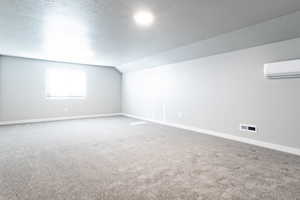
left=0, top=116, right=300, bottom=200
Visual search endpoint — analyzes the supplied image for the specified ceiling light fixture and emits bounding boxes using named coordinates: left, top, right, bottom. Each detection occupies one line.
left=134, top=10, right=154, bottom=27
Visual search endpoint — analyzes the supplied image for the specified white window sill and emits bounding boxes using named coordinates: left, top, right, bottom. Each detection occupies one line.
left=46, top=96, right=86, bottom=100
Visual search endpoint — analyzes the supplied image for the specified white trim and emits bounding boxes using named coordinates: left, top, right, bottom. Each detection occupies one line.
left=0, top=113, right=122, bottom=126
left=122, top=113, right=300, bottom=156
left=45, top=96, right=86, bottom=100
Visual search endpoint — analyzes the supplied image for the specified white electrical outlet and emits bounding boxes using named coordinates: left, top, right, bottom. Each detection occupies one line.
left=240, top=124, right=257, bottom=133
left=177, top=112, right=183, bottom=119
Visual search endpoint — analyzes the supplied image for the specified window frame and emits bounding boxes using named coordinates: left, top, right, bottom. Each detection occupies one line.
left=45, top=68, right=87, bottom=100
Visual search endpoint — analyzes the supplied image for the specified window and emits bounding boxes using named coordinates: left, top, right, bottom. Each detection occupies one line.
left=46, top=68, right=86, bottom=99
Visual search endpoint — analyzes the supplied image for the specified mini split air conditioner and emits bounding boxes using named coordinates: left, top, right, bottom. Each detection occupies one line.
left=264, top=59, right=300, bottom=79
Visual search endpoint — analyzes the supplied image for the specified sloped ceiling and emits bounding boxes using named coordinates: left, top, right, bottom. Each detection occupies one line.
left=0, top=0, right=300, bottom=72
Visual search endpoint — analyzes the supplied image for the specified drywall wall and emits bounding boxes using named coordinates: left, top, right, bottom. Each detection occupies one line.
left=122, top=38, right=300, bottom=149
left=0, top=56, right=121, bottom=122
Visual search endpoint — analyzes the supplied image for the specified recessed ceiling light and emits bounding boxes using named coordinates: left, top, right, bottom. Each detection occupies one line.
left=134, top=10, right=154, bottom=27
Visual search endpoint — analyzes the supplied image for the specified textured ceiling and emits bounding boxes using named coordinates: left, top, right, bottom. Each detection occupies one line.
left=0, top=0, right=300, bottom=71
left=121, top=11, right=300, bottom=72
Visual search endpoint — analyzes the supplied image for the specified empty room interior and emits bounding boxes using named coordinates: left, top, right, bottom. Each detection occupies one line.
left=1, top=0, right=300, bottom=199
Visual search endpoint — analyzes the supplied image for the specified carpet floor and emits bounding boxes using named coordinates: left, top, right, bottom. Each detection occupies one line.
left=0, top=116, right=300, bottom=200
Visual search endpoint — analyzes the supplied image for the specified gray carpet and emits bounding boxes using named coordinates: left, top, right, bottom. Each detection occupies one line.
left=0, top=116, right=300, bottom=200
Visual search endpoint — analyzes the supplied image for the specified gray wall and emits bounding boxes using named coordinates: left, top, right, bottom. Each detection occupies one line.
left=122, top=38, right=300, bottom=149
left=0, top=56, right=121, bottom=121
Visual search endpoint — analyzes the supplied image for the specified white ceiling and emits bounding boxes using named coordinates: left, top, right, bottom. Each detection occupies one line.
left=0, top=0, right=300, bottom=71
left=121, top=11, right=300, bottom=72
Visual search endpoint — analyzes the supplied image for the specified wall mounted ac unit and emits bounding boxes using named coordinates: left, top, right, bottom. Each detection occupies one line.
left=264, top=59, right=300, bottom=79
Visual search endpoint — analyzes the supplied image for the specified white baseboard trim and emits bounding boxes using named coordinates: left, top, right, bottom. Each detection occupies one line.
left=122, top=113, right=300, bottom=156
left=0, top=113, right=123, bottom=126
